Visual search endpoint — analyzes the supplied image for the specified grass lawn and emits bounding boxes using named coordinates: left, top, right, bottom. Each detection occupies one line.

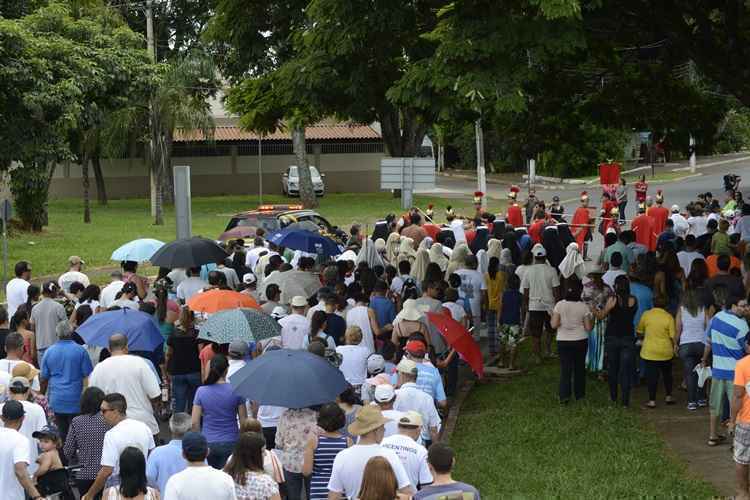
left=8, top=193, right=484, bottom=280
left=449, top=355, right=717, bottom=498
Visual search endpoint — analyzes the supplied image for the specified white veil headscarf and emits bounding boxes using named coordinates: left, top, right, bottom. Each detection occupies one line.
left=558, top=242, right=586, bottom=280
left=486, top=238, right=502, bottom=261
left=412, top=249, right=431, bottom=283
left=356, top=238, right=385, bottom=269
left=398, top=236, right=417, bottom=262
left=446, top=242, right=471, bottom=276
left=418, top=236, right=434, bottom=252
left=428, top=243, right=449, bottom=271
left=385, top=232, right=401, bottom=263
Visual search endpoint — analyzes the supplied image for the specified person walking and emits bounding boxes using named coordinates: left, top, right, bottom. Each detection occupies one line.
left=616, top=177, right=628, bottom=222
left=521, top=244, right=561, bottom=362
left=637, top=294, right=677, bottom=408
left=191, top=355, right=247, bottom=469
left=146, top=413, right=190, bottom=494
left=595, top=275, right=637, bottom=407
left=224, top=432, right=281, bottom=500
left=381, top=411, right=433, bottom=491
left=303, top=403, right=350, bottom=500
left=551, top=279, right=593, bottom=404
left=165, top=309, right=201, bottom=414
left=730, top=344, right=750, bottom=500
left=163, top=432, right=238, bottom=500
left=1, top=375, right=48, bottom=474
left=30, top=281, right=67, bottom=362
left=703, top=286, right=749, bottom=446
left=63, top=387, right=109, bottom=499
left=275, top=404, right=318, bottom=500
left=393, top=359, right=440, bottom=448
left=89, top=334, right=162, bottom=438
left=413, top=443, right=480, bottom=499
left=102, top=447, right=159, bottom=500
left=6, top=261, right=31, bottom=319
left=279, top=296, right=311, bottom=350
left=484, top=256, right=505, bottom=357
left=0, top=400, right=44, bottom=500
left=82, top=393, right=155, bottom=500
left=675, top=286, right=709, bottom=410
left=357, top=456, right=407, bottom=500
left=40, top=321, right=93, bottom=442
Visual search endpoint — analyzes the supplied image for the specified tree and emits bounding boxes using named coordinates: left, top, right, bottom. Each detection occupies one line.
left=0, top=2, right=152, bottom=229
left=208, top=0, right=318, bottom=208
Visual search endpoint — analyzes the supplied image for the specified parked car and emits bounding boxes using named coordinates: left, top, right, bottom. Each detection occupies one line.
left=222, top=204, right=346, bottom=243
left=282, top=166, right=325, bottom=197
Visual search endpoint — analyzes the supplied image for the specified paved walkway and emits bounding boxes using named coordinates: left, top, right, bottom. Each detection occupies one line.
left=630, top=376, right=735, bottom=496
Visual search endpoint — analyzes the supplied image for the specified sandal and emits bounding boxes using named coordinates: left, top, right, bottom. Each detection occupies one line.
left=707, top=435, right=727, bottom=446
left=642, top=402, right=657, bottom=409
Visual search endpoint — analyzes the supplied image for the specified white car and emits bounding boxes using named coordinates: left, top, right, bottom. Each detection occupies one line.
left=282, top=166, right=325, bottom=197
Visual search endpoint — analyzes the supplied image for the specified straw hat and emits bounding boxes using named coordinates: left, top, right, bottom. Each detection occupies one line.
left=11, top=362, right=39, bottom=382
left=348, top=405, right=391, bottom=436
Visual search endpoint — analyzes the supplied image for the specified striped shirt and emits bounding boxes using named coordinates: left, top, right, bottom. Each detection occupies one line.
left=707, top=310, right=749, bottom=380
left=310, top=435, right=348, bottom=499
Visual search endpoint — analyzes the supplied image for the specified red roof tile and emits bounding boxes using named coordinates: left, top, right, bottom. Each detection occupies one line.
left=174, top=122, right=381, bottom=142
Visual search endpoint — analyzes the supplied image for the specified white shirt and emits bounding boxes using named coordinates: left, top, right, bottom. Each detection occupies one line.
left=327, top=444, right=411, bottom=498
left=0, top=427, right=31, bottom=500
left=90, top=354, right=162, bottom=434
left=5, top=278, right=29, bottom=318
left=602, top=269, right=626, bottom=290
left=0, top=360, right=40, bottom=391
left=520, top=263, right=560, bottom=313
left=336, top=344, right=370, bottom=386
left=381, top=434, right=433, bottom=489
left=216, top=267, right=240, bottom=290
left=687, top=215, right=707, bottom=237
left=306, top=302, right=326, bottom=321
left=257, top=405, right=286, bottom=428
left=346, top=305, right=375, bottom=354
left=167, top=269, right=188, bottom=289
left=279, top=313, right=310, bottom=350
left=176, top=277, right=208, bottom=302
left=0, top=400, right=46, bottom=474
left=394, top=383, right=441, bottom=443
left=101, top=418, right=155, bottom=476
left=245, top=245, right=269, bottom=270
left=454, top=269, right=486, bottom=319
left=677, top=250, right=705, bottom=277
left=164, top=465, right=237, bottom=500
left=111, top=298, right=139, bottom=310
left=58, top=270, right=90, bottom=292
left=442, top=302, right=466, bottom=323
left=100, top=280, right=125, bottom=309
left=226, top=359, right=246, bottom=381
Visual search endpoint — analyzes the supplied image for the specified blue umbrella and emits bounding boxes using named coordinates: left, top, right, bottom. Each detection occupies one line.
left=229, top=349, right=348, bottom=407
left=267, top=228, right=341, bottom=256
left=111, top=238, right=165, bottom=262
left=76, top=308, right=163, bottom=352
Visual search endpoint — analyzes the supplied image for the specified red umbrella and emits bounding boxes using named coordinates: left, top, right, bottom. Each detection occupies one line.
left=426, top=309, right=484, bottom=378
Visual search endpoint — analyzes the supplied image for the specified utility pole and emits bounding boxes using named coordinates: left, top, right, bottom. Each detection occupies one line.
left=146, top=0, right=157, bottom=218
left=475, top=117, right=487, bottom=209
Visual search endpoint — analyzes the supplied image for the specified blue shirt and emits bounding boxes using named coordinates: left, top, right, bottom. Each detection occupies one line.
left=390, top=362, right=446, bottom=403
left=630, top=282, right=653, bottom=327
left=708, top=310, right=749, bottom=380
left=193, top=383, right=245, bottom=442
left=146, top=439, right=187, bottom=493
left=40, top=340, right=93, bottom=414
left=370, top=295, right=396, bottom=328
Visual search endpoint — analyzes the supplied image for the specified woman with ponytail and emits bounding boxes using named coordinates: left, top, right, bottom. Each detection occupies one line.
left=191, top=354, right=248, bottom=469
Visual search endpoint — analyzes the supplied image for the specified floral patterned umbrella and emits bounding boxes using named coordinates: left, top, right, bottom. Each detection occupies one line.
left=197, top=308, right=281, bottom=344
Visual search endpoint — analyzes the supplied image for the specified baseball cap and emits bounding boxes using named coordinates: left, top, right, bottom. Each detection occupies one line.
left=532, top=243, right=546, bottom=257
left=1, top=400, right=24, bottom=420
left=68, top=256, right=85, bottom=266
left=228, top=340, right=248, bottom=357
left=671, top=204, right=680, bottom=213
left=32, top=425, right=61, bottom=440
left=271, top=306, right=287, bottom=320
left=9, top=376, right=30, bottom=392
left=242, top=273, right=257, bottom=285
left=397, top=358, right=418, bottom=376
left=373, top=384, right=396, bottom=403
left=398, top=411, right=423, bottom=427
left=182, top=431, right=208, bottom=457
left=405, top=340, right=426, bottom=357
left=367, top=354, right=385, bottom=375
left=291, top=296, right=308, bottom=308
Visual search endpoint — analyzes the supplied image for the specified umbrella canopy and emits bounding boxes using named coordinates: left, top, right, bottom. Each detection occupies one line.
left=149, top=237, right=228, bottom=269
left=187, top=289, right=259, bottom=313
left=111, top=238, right=165, bottom=263
left=198, top=308, right=281, bottom=344
left=76, top=308, right=163, bottom=352
left=267, top=228, right=341, bottom=257
left=218, top=226, right=256, bottom=242
left=229, top=349, right=348, bottom=407
left=426, top=310, right=484, bottom=378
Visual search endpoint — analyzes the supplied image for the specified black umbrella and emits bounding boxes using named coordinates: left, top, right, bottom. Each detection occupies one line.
left=149, top=236, right=228, bottom=268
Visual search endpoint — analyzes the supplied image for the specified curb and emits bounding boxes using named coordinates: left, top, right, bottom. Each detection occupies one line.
left=671, top=155, right=750, bottom=172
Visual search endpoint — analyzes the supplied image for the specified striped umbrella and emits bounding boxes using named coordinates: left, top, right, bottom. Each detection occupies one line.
left=198, top=308, right=281, bottom=344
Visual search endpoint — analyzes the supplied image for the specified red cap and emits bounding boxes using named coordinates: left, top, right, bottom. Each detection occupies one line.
left=405, top=340, right=427, bottom=355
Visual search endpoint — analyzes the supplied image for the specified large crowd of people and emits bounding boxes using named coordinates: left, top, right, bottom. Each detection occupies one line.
left=3, top=177, right=750, bottom=499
